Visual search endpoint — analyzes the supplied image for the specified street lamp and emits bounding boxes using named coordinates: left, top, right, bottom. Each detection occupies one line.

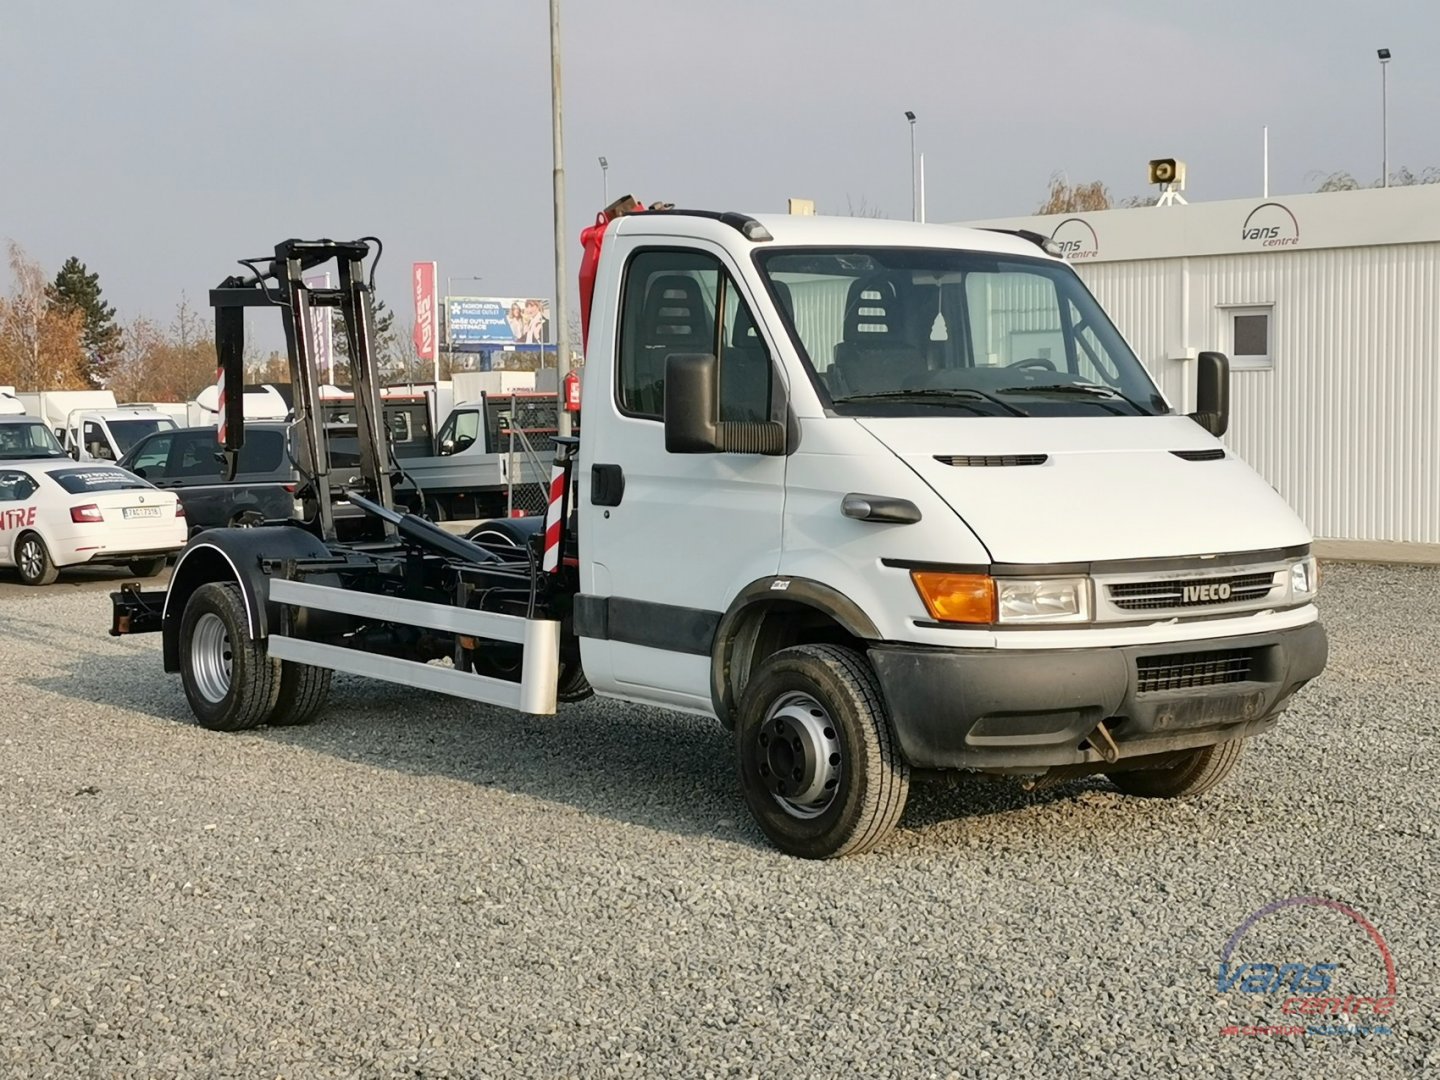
left=1377, top=48, right=1391, bottom=188
left=599, top=155, right=609, bottom=205
left=904, top=110, right=917, bottom=221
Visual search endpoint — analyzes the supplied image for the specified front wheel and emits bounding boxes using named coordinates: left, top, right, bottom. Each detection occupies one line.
left=179, top=582, right=280, bottom=731
left=735, top=644, right=910, bottom=859
left=15, top=532, right=59, bottom=586
left=1107, top=739, right=1245, bottom=798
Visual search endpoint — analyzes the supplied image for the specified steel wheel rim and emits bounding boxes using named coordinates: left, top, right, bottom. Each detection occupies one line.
left=190, top=612, right=233, bottom=704
left=758, top=691, right=842, bottom=819
left=17, top=539, right=43, bottom=580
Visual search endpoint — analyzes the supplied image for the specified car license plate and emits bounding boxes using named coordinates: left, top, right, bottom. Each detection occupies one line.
left=123, top=506, right=162, bottom=519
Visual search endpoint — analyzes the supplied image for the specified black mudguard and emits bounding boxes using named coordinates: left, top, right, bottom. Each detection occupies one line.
left=160, top=526, right=333, bottom=672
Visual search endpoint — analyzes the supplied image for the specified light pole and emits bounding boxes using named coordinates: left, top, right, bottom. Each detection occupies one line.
left=599, top=156, right=609, bottom=206
left=1377, top=48, right=1391, bottom=187
left=445, top=275, right=483, bottom=369
left=904, top=110, right=917, bottom=221
left=550, top=0, right=572, bottom=437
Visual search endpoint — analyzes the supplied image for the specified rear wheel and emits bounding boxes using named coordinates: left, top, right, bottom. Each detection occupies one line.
left=1108, top=739, right=1245, bottom=798
left=736, top=644, right=909, bottom=859
left=15, top=532, right=58, bottom=586
left=179, top=582, right=279, bottom=731
left=128, top=556, right=168, bottom=578
left=269, top=661, right=332, bottom=726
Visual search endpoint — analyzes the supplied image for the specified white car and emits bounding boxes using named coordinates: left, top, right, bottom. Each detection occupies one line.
left=0, top=459, right=186, bottom=586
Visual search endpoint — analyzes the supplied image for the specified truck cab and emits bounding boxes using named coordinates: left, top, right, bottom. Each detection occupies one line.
left=70, top=407, right=178, bottom=462
left=572, top=210, right=1325, bottom=855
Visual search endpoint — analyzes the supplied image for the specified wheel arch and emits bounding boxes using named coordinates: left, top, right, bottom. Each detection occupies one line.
left=710, top=576, right=882, bottom=728
left=161, top=526, right=331, bottom=672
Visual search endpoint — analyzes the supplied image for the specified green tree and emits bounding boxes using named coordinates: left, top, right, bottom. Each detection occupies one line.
left=332, top=299, right=394, bottom=357
left=47, top=256, right=120, bottom=387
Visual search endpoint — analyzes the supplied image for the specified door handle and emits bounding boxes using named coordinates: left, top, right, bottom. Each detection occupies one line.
left=591, top=464, right=624, bottom=507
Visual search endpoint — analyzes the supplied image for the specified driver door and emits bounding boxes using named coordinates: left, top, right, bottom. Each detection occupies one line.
left=579, top=241, right=787, bottom=714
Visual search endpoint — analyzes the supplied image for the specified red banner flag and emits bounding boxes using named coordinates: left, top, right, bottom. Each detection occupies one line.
left=412, top=262, right=437, bottom=362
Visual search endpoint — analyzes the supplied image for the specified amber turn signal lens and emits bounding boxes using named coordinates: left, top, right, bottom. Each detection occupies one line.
left=910, top=572, right=996, bottom=624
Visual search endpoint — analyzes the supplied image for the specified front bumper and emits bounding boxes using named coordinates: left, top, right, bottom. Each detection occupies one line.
left=869, top=622, right=1328, bottom=771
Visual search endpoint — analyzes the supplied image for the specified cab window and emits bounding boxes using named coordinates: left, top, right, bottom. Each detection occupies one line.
left=129, top=432, right=174, bottom=478
left=437, top=410, right=480, bottom=455
left=170, top=430, right=223, bottom=478
left=83, top=420, right=115, bottom=460
left=617, top=249, right=774, bottom=423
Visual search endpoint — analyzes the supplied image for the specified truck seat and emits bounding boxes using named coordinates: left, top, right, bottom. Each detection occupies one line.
left=634, top=274, right=714, bottom=414
left=830, top=276, right=926, bottom=396
left=720, top=281, right=791, bottom=422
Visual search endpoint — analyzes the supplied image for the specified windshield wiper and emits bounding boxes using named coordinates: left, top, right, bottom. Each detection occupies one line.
left=831, top=388, right=1028, bottom=417
left=997, top=383, right=1153, bottom=414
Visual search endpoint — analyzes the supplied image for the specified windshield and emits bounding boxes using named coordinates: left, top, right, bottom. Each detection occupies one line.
left=0, top=420, right=67, bottom=459
left=108, top=417, right=175, bottom=454
left=758, top=248, right=1169, bottom=418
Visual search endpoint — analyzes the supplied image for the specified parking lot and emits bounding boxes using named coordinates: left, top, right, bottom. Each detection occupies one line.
left=0, top=561, right=1435, bottom=1078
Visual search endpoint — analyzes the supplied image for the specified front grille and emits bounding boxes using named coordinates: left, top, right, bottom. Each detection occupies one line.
left=1137, top=649, right=1255, bottom=692
left=936, top=454, right=1048, bottom=467
left=1108, top=572, right=1276, bottom=611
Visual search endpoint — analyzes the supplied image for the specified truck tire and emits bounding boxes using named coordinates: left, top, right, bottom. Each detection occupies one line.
left=15, top=532, right=59, bottom=586
left=179, top=582, right=280, bottom=732
left=269, top=662, right=332, bottom=726
left=128, top=556, right=168, bottom=578
left=735, top=644, right=910, bottom=859
left=1108, top=738, right=1245, bottom=798
left=556, top=657, right=593, bottom=703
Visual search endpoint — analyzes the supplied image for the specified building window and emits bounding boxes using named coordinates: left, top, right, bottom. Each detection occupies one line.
left=1224, top=305, right=1273, bottom=371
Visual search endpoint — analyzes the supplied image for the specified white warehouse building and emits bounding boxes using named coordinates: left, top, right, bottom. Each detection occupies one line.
left=965, top=184, right=1440, bottom=560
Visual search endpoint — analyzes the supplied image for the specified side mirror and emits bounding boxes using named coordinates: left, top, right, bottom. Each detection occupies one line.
left=132, top=466, right=148, bottom=479
left=664, top=353, right=785, bottom=456
left=1190, top=351, right=1230, bottom=437
left=439, top=438, right=455, bottom=456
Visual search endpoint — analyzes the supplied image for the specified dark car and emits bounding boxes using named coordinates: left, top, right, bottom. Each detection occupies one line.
left=118, top=424, right=299, bottom=533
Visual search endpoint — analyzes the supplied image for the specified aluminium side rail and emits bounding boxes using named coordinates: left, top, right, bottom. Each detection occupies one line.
left=266, top=578, right=560, bottom=714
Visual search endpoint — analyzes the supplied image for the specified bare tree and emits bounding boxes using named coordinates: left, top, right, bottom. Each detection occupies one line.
left=106, top=296, right=218, bottom=402
left=1036, top=173, right=1113, bottom=214
left=0, top=242, right=86, bottom=390
left=1312, top=165, right=1440, bottom=191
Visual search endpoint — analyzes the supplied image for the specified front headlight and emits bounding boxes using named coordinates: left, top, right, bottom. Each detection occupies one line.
left=910, top=572, right=1094, bottom=625
left=996, top=577, right=1092, bottom=624
left=1290, top=556, right=1318, bottom=598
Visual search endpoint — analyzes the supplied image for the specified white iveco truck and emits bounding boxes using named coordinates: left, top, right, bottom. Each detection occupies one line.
left=111, top=214, right=1326, bottom=858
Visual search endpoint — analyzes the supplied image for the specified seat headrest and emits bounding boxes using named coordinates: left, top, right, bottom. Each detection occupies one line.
left=639, top=274, right=712, bottom=347
left=843, top=275, right=903, bottom=340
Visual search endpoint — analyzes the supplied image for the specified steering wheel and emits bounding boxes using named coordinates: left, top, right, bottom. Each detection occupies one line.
left=1007, top=357, right=1057, bottom=371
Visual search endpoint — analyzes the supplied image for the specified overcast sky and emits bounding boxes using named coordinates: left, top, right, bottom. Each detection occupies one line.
left=2, top=0, right=1435, bottom=349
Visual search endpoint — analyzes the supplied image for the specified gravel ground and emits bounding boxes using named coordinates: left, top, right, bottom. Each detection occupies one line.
left=0, top=562, right=1435, bottom=1078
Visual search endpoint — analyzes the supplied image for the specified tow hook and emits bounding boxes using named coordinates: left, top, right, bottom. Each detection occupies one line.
left=1088, top=719, right=1121, bottom=764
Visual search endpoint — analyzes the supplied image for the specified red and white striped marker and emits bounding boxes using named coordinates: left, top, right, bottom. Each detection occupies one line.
left=215, top=363, right=227, bottom=445
left=541, top=462, right=566, bottom=573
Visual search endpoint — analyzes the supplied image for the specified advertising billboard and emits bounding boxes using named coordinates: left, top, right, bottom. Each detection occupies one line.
left=447, top=297, right=551, bottom=348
